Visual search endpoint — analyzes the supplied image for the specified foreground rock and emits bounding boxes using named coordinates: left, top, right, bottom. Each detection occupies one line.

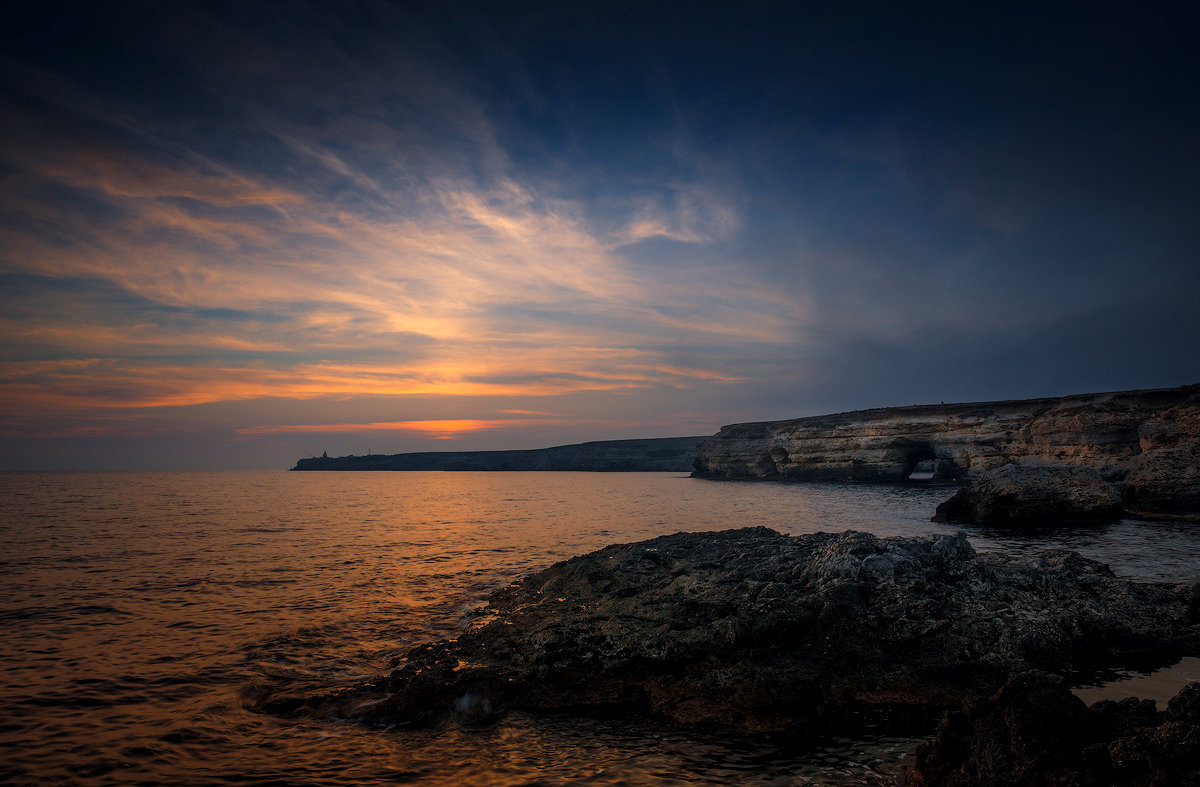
left=906, top=672, right=1200, bottom=786
left=932, top=464, right=1123, bottom=526
left=260, top=528, right=1200, bottom=737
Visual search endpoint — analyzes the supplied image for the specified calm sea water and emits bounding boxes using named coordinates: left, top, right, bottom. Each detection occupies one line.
left=3, top=471, right=1198, bottom=785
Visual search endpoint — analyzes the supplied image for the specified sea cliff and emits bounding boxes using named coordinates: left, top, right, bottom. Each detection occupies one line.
left=292, top=436, right=705, bottom=472
left=692, top=384, right=1200, bottom=515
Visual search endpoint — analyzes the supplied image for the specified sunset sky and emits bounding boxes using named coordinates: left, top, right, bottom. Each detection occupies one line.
left=2, top=1, right=1197, bottom=470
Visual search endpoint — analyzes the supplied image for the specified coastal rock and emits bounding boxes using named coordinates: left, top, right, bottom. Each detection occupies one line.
left=691, top=384, right=1200, bottom=514
left=906, top=672, right=1200, bottom=786
left=259, top=528, right=1200, bottom=736
left=1120, top=443, right=1200, bottom=518
left=932, top=464, right=1123, bottom=525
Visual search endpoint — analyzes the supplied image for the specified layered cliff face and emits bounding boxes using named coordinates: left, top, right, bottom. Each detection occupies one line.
left=692, top=385, right=1200, bottom=497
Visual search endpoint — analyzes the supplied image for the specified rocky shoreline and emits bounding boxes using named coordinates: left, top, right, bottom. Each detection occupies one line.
left=260, top=527, right=1200, bottom=780
left=272, top=385, right=1200, bottom=782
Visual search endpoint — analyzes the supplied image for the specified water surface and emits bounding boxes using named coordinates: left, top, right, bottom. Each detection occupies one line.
left=2, top=471, right=1196, bottom=784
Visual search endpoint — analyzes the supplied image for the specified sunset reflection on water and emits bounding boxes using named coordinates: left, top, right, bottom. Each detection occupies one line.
left=2, top=471, right=1195, bottom=784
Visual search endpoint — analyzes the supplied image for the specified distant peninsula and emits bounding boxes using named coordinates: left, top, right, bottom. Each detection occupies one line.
left=291, top=436, right=706, bottom=472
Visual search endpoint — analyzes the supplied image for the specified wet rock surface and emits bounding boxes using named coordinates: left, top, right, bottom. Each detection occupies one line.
left=906, top=672, right=1200, bottom=786
left=260, top=528, right=1200, bottom=738
left=932, top=464, right=1123, bottom=525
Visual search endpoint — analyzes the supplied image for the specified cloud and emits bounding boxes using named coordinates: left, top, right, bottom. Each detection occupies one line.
left=0, top=52, right=785, bottom=443
left=620, top=184, right=742, bottom=245
left=236, top=418, right=539, bottom=439
left=3, top=0, right=1196, bottom=469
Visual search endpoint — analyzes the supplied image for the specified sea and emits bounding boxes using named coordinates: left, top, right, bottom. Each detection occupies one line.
left=3, top=470, right=1199, bottom=786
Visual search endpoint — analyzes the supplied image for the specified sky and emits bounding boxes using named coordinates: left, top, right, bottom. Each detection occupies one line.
left=1, top=0, right=1197, bottom=471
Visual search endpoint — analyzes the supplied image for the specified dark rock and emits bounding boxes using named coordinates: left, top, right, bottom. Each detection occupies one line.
left=905, top=672, right=1090, bottom=785
left=1120, top=443, right=1200, bottom=518
left=906, top=673, right=1200, bottom=786
left=259, top=528, right=1200, bottom=737
left=932, top=464, right=1123, bottom=526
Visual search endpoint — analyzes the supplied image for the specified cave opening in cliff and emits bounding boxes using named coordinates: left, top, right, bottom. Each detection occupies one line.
left=901, top=443, right=939, bottom=481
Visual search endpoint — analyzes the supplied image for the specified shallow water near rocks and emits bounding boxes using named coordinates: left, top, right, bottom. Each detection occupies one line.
left=2, top=470, right=1197, bottom=785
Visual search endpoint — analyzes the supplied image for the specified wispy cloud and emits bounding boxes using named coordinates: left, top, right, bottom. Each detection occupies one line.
left=0, top=53, right=788, bottom=445
left=6, top=1, right=1191, bottom=470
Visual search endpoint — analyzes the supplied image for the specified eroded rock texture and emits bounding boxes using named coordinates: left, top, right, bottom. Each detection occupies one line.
left=260, top=528, right=1200, bottom=737
left=1121, top=442, right=1200, bottom=517
left=692, top=385, right=1200, bottom=515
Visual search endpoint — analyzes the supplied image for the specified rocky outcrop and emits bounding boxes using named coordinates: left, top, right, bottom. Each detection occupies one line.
left=692, top=384, right=1200, bottom=515
left=932, top=464, right=1123, bottom=526
left=259, top=528, right=1200, bottom=737
left=906, top=672, right=1200, bottom=786
left=1120, top=443, right=1200, bottom=518
left=291, top=436, right=706, bottom=472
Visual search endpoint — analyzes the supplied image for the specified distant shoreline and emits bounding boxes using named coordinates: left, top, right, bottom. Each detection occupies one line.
left=291, top=436, right=706, bottom=472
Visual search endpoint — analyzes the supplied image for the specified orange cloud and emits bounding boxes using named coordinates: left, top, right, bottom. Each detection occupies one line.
left=39, top=149, right=304, bottom=208
left=0, top=117, right=795, bottom=449
left=236, top=418, right=538, bottom=439
left=0, top=340, right=755, bottom=422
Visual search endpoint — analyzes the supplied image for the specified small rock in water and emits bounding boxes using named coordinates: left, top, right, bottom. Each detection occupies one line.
left=932, top=464, right=1122, bottom=525
left=451, top=691, right=496, bottom=725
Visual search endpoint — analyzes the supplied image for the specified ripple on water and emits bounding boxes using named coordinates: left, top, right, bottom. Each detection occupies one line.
left=1, top=470, right=1196, bottom=785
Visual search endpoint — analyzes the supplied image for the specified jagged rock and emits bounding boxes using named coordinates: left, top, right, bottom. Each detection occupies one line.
left=1120, top=443, right=1200, bottom=518
left=905, top=672, right=1200, bottom=786
left=691, top=385, right=1200, bottom=515
left=932, top=464, right=1123, bottom=525
left=259, top=528, right=1200, bottom=737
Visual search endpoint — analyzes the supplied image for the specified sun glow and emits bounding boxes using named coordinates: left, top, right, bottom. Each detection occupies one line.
left=236, top=419, right=534, bottom=439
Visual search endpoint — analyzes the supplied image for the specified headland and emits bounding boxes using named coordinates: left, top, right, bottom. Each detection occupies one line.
left=291, top=436, right=706, bottom=472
